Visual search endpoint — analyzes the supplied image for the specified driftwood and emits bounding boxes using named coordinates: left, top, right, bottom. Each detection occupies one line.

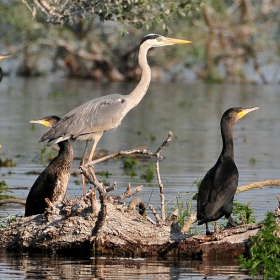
left=0, top=131, right=278, bottom=259
left=0, top=199, right=26, bottom=205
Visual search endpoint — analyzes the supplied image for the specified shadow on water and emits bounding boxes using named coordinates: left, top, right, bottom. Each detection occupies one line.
left=0, top=77, right=279, bottom=278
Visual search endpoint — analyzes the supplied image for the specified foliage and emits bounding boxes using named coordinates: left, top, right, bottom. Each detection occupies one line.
left=166, top=190, right=199, bottom=234
left=0, top=180, right=16, bottom=200
left=239, top=212, right=280, bottom=279
left=27, top=0, right=203, bottom=28
left=0, top=158, right=16, bottom=167
left=0, top=213, right=23, bottom=230
left=140, top=162, right=154, bottom=182
left=121, top=156, right=139, bottom=177
left=232, top=201, right=256, bottom=225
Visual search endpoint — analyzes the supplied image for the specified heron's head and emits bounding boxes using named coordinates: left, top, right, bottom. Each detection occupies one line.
left=30, top=116, right=61, bottom=128
left=140, top=34, right=191, bottom=48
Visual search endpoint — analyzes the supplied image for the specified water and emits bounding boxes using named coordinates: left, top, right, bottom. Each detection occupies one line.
left=1, top=76, right=280, bottom=278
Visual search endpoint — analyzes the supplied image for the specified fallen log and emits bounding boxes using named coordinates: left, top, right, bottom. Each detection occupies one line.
left=0, top=132, right=276, bottom=259
left=0, top=194, right=261, bottom=259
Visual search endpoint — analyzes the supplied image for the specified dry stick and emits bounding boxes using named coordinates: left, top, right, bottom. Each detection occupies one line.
left=0, top=199, right=26, bottom=205
left=89, top=189, right=98, bottom=216
left=84, top=149, right=163, bottom=168
left=106, top=182, right=117, bottom=193
left=236, top=180, right=280, bottom=194
left=149, top=205, right=162, bottom=224
left=181, top=211, right=197, bottom=234
left=80, top=167, right=107, bottom=237
left=81, top=132, right=172, bottom=227
left=166, top=208, right=178, bottom=227
left=115, top=184, right=143, bottom=202
left=155, top=131, right=173, bottom=222
left=156, top=160, right=165, bottom=221
left=181, top=179, right=280, bottom=234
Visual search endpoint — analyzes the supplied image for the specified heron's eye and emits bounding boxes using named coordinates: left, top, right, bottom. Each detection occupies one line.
left=156, top=37, right=162, bottom=42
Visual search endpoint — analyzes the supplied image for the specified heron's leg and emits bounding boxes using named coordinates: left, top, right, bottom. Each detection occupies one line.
left=80, top=140, right=89, bottom=197
left=87, top=133, right=103, bottom=176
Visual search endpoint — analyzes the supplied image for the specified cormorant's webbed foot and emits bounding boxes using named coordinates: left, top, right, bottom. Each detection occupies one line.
left=228, top=215, right=237, bottom=227
left=205, top=223, right=213, bottom=236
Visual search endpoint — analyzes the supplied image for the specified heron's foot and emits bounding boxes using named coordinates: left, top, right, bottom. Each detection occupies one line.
left=206, top=229, right=213, bottom=236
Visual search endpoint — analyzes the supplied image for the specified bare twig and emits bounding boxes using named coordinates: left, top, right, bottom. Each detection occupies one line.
left=0, top=199, right=26, bottom=205
left=155, top=131, right=173, bottom=154
left=80, top=166, right=107, bottom=237
left=106, top=182, right=117, bottom=193
left=166, top=208, right=178, bottom=227
left=156, top=160, right=165, bottom=221
left=127, top=197, right=146, bottom=216
left=149, top=205, right=162, bottom=225
left=236, top=180, right=280, bottom=194
left=84, top=148, right=162, bottom=169
left=115, top=184, right=143, bottom=202
left=155, top=131, right=173, bottom=222
left=21, top=0, right=36, bottom=17
left=181, top=211, right=197, bottom=234
left=89, top=189, right=98, bottom=216
left=33, top=0, right=63, bottom=23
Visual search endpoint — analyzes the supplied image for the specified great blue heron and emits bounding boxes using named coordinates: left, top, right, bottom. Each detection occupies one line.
left=0, top=54, right=11, bottom=82
left=197, top=107, right=259, bottom=235
left=25, top=116, right=73, bottom=217
left=39, top=34, right=191, bottom=196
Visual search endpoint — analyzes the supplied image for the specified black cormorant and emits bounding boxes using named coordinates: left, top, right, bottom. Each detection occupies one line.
left=197, top=107, right=259, bottom=235
left=25, top=116, right=73, bottom=217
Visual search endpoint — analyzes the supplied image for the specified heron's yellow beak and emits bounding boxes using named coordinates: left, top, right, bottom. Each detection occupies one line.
left=0, top=54, right=12, bottom=61
left=238, top=107, right=259, bottom=119
left=161, top=37, right=191, bottom=45
left=30, top=119, right=50, bottom=127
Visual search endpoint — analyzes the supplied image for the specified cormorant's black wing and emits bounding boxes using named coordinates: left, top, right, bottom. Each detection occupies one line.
left=197, top=159, right=220, bottom=219
left=204, top=157, right=238, bottom=218
left=0, top=67, right=3, bottom=82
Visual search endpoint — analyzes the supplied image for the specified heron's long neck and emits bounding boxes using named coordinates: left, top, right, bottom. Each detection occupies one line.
left=221, top=120, right=234, bottom=160
left=126, top=45, right=151, bottom=109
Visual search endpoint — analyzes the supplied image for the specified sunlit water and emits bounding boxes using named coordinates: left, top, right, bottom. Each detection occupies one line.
left=0, top=76, right=279, bottom=279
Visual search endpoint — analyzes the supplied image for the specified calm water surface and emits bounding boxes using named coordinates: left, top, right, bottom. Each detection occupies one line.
left=0, top=77, right=280, bottom=279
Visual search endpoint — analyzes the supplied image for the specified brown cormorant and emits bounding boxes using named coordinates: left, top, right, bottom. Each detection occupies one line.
left=197, top=107, right=259, bottom=235
left=25, top=116, right=73, bottom=217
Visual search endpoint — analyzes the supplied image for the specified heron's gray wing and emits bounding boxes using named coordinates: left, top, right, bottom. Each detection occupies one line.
left=40, top=94, right=129, bottom=141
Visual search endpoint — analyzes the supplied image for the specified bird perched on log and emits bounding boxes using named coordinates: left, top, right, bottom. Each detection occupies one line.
left=38, top=34, right=191, bottom=196
left=25, top=116, right=73, bottom=217
left=197, top=107, right=259, bottom=235
left=0, top=54, right=12, bottom=82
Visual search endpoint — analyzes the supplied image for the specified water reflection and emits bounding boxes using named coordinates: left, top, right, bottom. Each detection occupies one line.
left=0, top=251, right=250, bottom=279
left=0, top=77, right=279, bottom=278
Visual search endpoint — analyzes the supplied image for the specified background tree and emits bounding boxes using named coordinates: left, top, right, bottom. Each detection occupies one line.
left=1, top=0, right=280, bottom=83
